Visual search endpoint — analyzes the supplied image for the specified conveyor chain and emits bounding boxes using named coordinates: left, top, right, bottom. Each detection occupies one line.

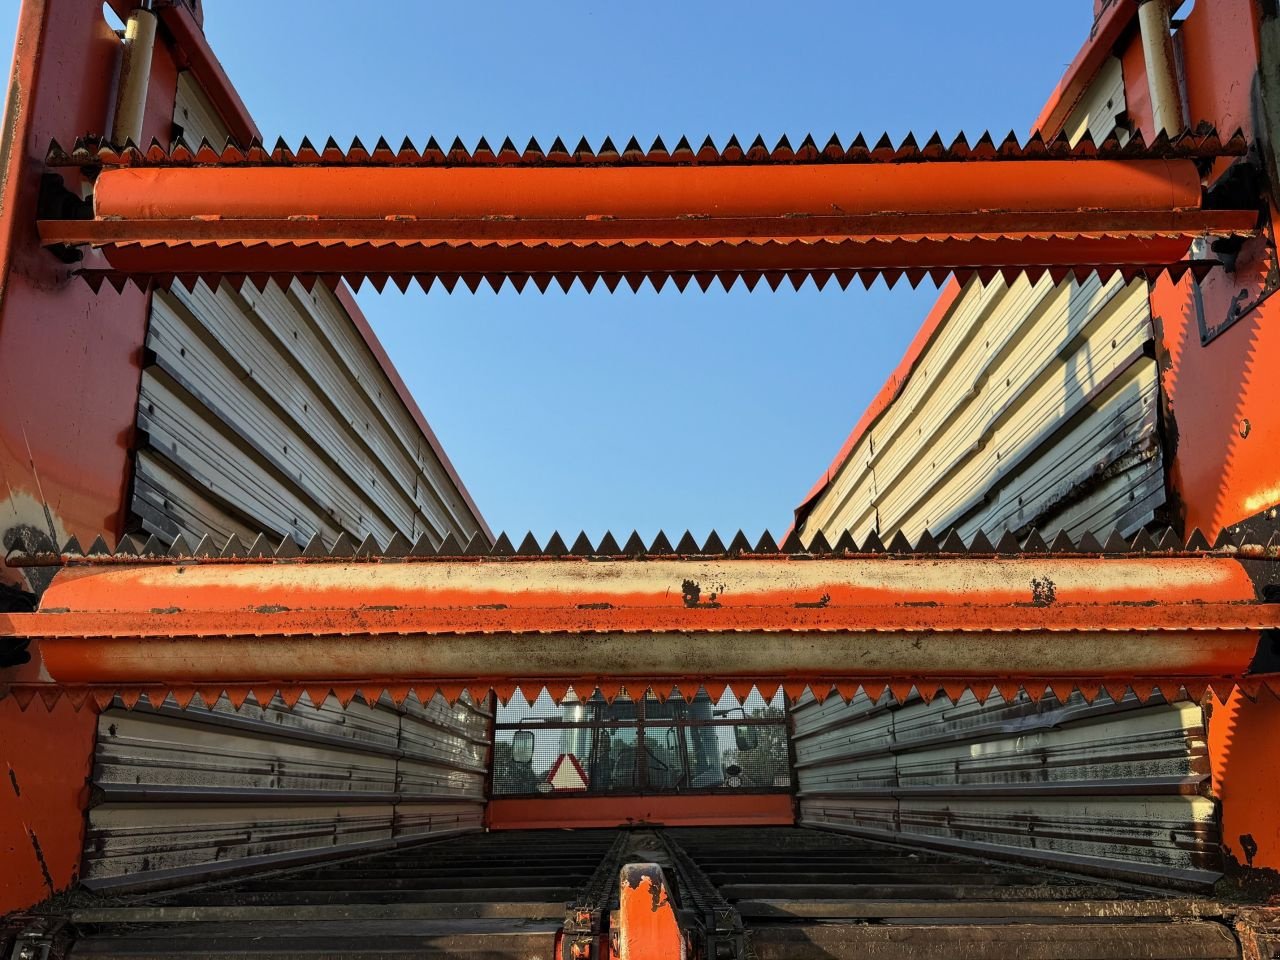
left=659, top=831, right=750, bottom=960
left=562, top=830, right=629, bottom=960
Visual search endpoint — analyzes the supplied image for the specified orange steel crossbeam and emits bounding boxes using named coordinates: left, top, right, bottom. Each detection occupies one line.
left=39, top=145, right=1259, bottom=289
left=3, top=549, right=1278, bottom=708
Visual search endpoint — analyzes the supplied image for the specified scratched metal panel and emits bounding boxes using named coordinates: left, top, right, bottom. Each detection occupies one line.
left=127, top=80, right=485, bottom=551
left=83, top=691, right=490, bottom=890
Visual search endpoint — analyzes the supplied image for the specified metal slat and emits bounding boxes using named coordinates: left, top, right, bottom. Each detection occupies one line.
left=68, top=830, right=623, bottom=959
left=127, top=80, right=485, bottom=552
left=792, top=688, right=1220, bottom=887
left=802, top=75, right=1143, bottom=543
left=83, top=692, right=487, bottom=890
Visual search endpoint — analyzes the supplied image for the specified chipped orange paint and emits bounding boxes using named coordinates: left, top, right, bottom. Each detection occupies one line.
left=1, top=557, right=1273, bottom=691
left=27, top=554, right=1265, bottom=611
left=0, top=0, right=162, bottom=589
left=1114, top=0, right=1279, bottom=542
left=17, top=630, right=1267, bottom=689
left=50, top=156, right=1255, bottom=279
left=614, top=865, right=687, bottom=960
left=0, top=0, right=181, bottom=919
left=1063, top=0, right=1280, bottom=874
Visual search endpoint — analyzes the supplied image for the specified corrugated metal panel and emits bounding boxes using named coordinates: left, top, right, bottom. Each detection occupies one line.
left=86, top=71, right=493, bottom=894
left=172, top=72, right=225, bottom=149
left=800, top=57, right=1161, bottom=544
left=792, top=689, right=1220, bottom=887
left=83, top=691, right=490, bottom=890
left=1063, top=56, right=1127, bottom=145
left=802, top=268, right=1162, bottom=543
left=129, top=78, right=484, bottom=551
left=790, top=62, right=1219, bottom=887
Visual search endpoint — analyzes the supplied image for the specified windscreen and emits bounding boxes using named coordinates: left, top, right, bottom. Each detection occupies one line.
left=491, top=687, right=791, bottom=797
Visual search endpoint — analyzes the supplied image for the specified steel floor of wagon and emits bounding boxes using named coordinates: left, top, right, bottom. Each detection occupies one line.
left=22, top=826, right=1275, bottom=959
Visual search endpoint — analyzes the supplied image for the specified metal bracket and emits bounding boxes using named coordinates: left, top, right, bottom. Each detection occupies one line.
left=36, top=174, right=90, bottom=265
left=4, top=918, right=61, bottom=960
left=1192, top=230, right=1280, bottom=346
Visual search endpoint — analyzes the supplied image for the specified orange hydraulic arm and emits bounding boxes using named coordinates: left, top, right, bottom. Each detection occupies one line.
left=3, top=528, right=1278, bottom=709
left=40, top=131, right=1256, bottom=291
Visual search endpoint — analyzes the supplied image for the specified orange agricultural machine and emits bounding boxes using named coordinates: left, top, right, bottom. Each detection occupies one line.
left=3, top=1, right=1280, bottom=957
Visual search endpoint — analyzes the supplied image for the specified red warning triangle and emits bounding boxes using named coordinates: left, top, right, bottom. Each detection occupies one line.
left=546, top=753, right=590, bottom=792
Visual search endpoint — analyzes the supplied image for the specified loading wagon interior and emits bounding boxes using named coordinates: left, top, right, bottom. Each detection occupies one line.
left=3, top=1, right=1280, bottom=959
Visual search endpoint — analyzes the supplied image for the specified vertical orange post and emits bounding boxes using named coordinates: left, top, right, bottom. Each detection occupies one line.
left=1209, top=690, right=1280, bottom=876
left=612, top=864, right=687, bottom=960
left=0, top=697, right=97, bottom=914
left=0, top=0, right=175, bottom=916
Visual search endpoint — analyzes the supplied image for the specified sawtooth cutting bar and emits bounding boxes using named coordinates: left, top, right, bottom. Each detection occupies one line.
left=2, top=526, right=1277, bottom=711
left=38, top=129, right=1257, bottom=290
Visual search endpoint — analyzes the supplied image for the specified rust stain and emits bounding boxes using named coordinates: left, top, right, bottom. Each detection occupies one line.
left=795, top=593, right=832, bottom=609
left=25, top=826, right=54, bottom=895
left=1031, top=577, right=1058, bottom=606
left=680, top=580, right=701, bottom=607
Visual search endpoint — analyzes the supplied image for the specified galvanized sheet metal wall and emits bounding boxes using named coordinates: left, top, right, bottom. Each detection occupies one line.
left=791, top=689, right=1219, bottom=887
left=801, top=262, right=1161, bottom=542
left=792, top=60, right=1219, bottom=886
left=84, top=691, right=490, bottom=890
left=800, top=56, right=1162, bottom=544
left=131, top=76, right=484, bottom=551
left=82, top=73, right=493, bottom=892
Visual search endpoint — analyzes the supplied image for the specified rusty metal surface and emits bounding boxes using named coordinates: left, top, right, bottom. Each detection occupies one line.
left=54, top=127, right=1247, bottom=167
left=38, top=131, right=1255, bottom=290
left=613, top=863, right=686, bottom=960
left=47, top=825, right=1272, bottom=960
left=0, top=0, right=182, bottom=919
left=779, top=49, right=1265, bottom=895
left=1, top=527, right=1277, bottom=708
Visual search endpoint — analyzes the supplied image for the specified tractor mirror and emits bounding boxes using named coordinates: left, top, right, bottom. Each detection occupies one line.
left=734, top=725, right=759, bottom=751
left=511, top=730, right=535, bottom=764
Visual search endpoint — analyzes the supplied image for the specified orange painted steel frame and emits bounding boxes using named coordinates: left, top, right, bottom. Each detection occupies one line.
left=42, top=157, right=1255, bottom=284
left=0, top=0, right=487, bottom=915
left=7, top=555, right=1275, bottom=707
left=0, top=0, right=169, bottom=916
left=1136, top=0, right=1280, bottom=880
left=488, top=795, right=793, bottom=831
left=612, top=864, right=687, bottom=960
left=3, top=0, right=1280, bottom=920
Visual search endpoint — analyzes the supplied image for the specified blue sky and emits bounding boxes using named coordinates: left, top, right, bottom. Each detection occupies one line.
left=3, top=2, right=1094, bottom=542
